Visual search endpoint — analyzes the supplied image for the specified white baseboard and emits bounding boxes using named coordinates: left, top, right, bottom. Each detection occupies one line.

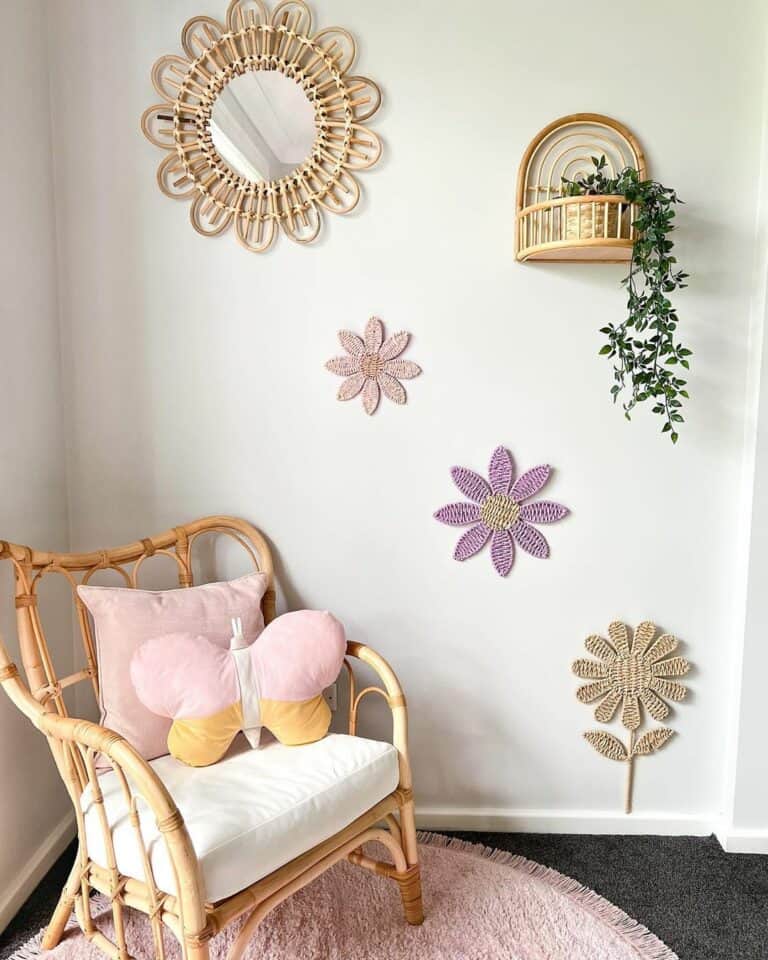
left=0, top=813, right=75, bottom=935
left=416, top=805, right=714, bottom=837
left=715, top=824, right=768, bottom=854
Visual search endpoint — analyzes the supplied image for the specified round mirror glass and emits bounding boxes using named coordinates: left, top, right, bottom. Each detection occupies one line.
left=210, top=70, right=317, bottom=182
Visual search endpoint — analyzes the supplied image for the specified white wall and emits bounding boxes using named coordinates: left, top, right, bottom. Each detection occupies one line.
left=722, top=75, right=768, bottom=853
left=0, top=0, right=74, bottom=930
left=42, top=0, right=768, bottom=837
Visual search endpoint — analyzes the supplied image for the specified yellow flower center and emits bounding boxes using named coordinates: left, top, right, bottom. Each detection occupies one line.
left=609, top=654, right=652, bottom=696
left=480, top=494, right=520, bottom=531
left=361, top=354, right=381, bottom=379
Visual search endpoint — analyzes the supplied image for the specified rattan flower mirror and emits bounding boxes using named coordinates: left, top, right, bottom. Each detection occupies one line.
left=141, top=0, right=382, bottom=252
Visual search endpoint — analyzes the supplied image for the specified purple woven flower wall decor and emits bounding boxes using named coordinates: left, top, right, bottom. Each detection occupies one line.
left=434, top=446, right=570, bottom=577
left=325, top=317, right=422, bottom=416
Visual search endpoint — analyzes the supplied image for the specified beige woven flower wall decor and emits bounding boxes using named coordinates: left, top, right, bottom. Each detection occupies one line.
left=325, top=317, right=422, bottom=415
left=572, top=621, right=691, bottom=814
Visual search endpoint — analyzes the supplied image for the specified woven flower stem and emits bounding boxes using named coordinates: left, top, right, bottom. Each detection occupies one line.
left=625, top=731, right=635, bottom=815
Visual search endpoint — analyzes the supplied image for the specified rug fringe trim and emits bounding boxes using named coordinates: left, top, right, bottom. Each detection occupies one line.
left=417, top=831, right=679, bottom=960
left=12, top=839, right=678, bottom=960
left=8, top=931, right=45, bottom=960
left=11, top=899, right=83, bottom=960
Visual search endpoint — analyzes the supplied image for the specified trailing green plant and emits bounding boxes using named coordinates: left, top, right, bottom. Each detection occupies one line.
left=561, top=156, right=690, bottom=443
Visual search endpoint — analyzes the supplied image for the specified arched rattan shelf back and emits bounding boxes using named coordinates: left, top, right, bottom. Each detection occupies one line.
left=515, top=113, right=647, bottom=263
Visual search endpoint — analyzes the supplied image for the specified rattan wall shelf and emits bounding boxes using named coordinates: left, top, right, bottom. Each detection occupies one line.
left=515, top=113, right=646, bottom=263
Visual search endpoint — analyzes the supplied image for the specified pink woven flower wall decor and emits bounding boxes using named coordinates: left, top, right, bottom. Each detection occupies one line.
left=434, top=446, right=569, bottom=577
left=325, top=317, right=422, bottom=416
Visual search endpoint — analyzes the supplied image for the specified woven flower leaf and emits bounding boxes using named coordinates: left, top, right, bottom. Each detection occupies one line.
left=632, top=728, right=675, bottom=757
left=584, top=731, right=628, bottom=762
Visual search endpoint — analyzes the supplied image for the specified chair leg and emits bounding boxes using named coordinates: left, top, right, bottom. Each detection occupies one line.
left=42, top=860, right=80, bottom=949
left=186, top=942, right=211, bottom=960
left=396, top=799, right=424, bottom=925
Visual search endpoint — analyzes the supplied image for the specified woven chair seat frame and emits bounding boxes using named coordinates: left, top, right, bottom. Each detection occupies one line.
left=0, top=516, right=423, bottom=960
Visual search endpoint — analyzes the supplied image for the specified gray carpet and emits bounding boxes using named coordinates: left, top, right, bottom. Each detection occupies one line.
left=1, top=834, right=766, bottom=960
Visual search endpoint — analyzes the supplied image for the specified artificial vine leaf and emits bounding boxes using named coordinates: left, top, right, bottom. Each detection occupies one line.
left=584, top=730, right=628, bottom=762
left=562, top=157, right=691, bottom=443
left=632, top=727, right=675, bottom=756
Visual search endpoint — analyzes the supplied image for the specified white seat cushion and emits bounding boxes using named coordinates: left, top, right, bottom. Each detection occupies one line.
left=81, top=734, right=399, bottom=903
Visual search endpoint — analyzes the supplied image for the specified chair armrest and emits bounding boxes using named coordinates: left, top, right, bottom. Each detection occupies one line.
left=344, top=641, right=413, bottom=791
left=41, top=712, right=182, bottom=823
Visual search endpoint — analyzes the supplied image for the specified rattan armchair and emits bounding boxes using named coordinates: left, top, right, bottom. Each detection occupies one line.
left=0, top=516, right=423, bottom=960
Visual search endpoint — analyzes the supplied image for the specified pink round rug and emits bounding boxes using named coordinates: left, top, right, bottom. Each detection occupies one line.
left=21, top=834, right=677, bottom=960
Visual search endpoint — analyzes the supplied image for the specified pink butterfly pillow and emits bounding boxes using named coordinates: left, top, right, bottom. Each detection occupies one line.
left=130, top=610, right=346, bottom=767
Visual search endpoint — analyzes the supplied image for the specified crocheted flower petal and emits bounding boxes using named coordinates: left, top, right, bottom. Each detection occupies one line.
left=379, top=331, right=410, bottom=361
left=362, top=378, right=380, bottom=415
left=510, top=465, right=551, bottom=502
left=585, top=634, right=616, bottom=663
left=631, top=620, right=657, bottom=656
left=511, top=521, right=550, bottom=558
left=621, top=693, right=641, bottom=731
left=450, top=467, right=491, bottom=503
left=594, top=687, right=622, bottom=722
left=384, top=359, right=421, bottom=380
left=650, top=678, right=688, bottom=701
left=434, top=502, right=481, bottom=526
left=639, top=688, right=670, bottom=722
left=644, top=633, right=677, bottom=664
left=651, top=656, right=691, bottom=678
left=608, top=621, right=631, bottom=657
left=338, top=330, right=364, bottom=357
left=488, top=446, right=514, bottom=494
left=337, top=373, right=365, bottom=400
left=364, top=317, right=384, bottom=353
left=453, top=523, right=492, bottom=561
left=520, top=500, right=569, bottom=524
left=378, top=372, right=406, bottom=405
left=572, top=658, right=607, bottom=680
left=490, top=529, right=514, bottom=576
left=576, top=679, right=611, bottom=703
left=326, top=356, right=360, bottom=377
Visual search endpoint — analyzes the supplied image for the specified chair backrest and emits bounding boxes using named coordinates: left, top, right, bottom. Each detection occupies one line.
left=0, top=516, right=275, bottom=723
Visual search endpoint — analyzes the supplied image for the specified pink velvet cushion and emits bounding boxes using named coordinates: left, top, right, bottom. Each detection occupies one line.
left=77, top=573, right=269, bottom=761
